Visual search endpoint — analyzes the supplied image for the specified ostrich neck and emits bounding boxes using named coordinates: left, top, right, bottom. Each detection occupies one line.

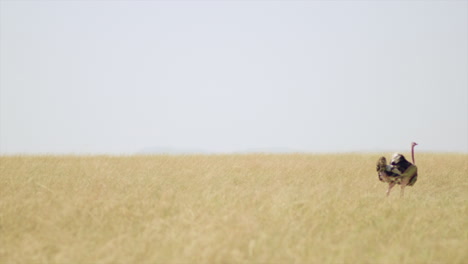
left=411, top=146, right=416, bottom=164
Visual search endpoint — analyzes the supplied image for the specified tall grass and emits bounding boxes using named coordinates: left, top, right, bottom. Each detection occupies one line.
left=1, top=154, right=466, bottom=263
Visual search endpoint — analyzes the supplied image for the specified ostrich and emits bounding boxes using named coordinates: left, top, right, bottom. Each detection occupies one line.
left=376, top=142, right=418, bottom=197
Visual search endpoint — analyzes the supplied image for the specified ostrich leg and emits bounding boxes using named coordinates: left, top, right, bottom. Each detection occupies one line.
left=387, top=182, right=396, bottom=196
left=400, top=177, right=410, bottom=197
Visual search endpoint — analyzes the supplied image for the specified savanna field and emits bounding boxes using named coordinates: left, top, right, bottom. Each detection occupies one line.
left=0, top=153, right=466, bottom=264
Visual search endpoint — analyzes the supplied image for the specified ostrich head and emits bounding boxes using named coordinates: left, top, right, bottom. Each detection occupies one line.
left=411, top=142, right=418, bottom=147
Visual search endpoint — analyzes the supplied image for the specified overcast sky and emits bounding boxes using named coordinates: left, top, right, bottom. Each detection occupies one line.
left=1, top=1, right=467, bottom=154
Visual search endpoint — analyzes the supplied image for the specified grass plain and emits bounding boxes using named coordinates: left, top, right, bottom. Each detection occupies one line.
left=0, top=153, right=467, bottom=264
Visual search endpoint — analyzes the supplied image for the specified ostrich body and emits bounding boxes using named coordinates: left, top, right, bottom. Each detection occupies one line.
left=376, top=142, right=418, bottom=197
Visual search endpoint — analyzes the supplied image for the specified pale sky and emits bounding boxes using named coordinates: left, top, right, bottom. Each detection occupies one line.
left=1, top=0, right=467, bottom=154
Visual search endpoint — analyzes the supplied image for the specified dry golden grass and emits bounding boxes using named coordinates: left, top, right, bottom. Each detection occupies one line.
left=0, top=153, right=467, bottom=264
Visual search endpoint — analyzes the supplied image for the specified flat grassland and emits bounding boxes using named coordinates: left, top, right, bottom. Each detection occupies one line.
left=1, top=154, right=467, bottom=264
